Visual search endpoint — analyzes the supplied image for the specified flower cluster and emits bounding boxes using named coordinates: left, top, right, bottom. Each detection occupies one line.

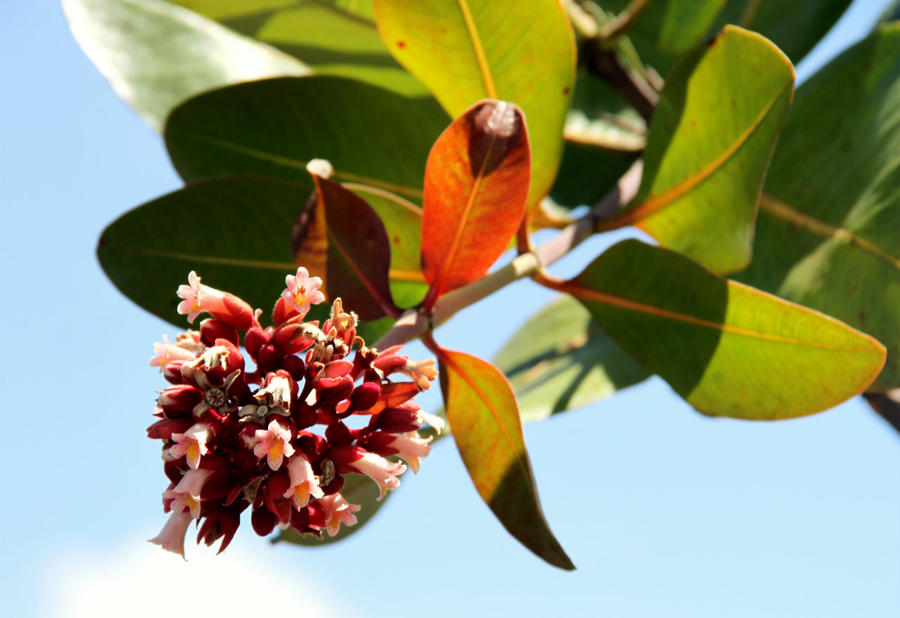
left=147, top=268, right=440, bottom=558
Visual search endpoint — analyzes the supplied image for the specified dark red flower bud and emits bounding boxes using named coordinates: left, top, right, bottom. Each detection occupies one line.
left=251, top=506, right=277, bottom=537
left=349, top=381, right=381, bottom=413
left=147, top=417, right=193, bottom=440
left=244, top=326, right=270, bottom=359
left=200, top=319, right=239, bottom=347
left=373, top=406, right=422, bottom=433
left=197, top=502, right=246, bottom=553
left=273, top=322, right=316, bottom=355
left=157, top=384, right=203, bottom=416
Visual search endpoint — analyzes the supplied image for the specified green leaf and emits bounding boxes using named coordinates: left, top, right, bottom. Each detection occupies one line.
left=603, top=26, right=795, bottom=274
left=737, top=23, right=900, bottom=391
left=170, top=0, right=426, bottom=96
left=599, top=0, right=726, bottom=74
left=63, top=0, right=309, bottom=130
left=714, top=0, right=852, bottom=63
left=164, top=76, right=448, bottom=203
left=373, top=0, right=576, bottom=206
left=436, top=346, right=574, bottom=570
left=493, top=296, right=650, bottom=423
left=566, top=240, right=886, bottom=420
left=274, top=473, right=385, bottom=546
left=97, top=175, right=390, bottom=341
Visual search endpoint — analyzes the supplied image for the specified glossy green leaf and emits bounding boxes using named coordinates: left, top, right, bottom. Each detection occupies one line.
left=373, top=0, right=575, bottom=206
left=738, top=24, right=900, bottom=391
left=310, top=172, right=397, bottom=321
left=274, top=473, right=385, bottom=546
left=421, top=100, right=530, bottom=304
left=63, top=0, right=309, bottom=130
left=566, top=240, right=886, bottom=420
left=604, top=26, right=794, bottom=274
left=165, top=76, right=448, bottom=203
left=714, top=0, right=851, bottom=63
left=493, top=296, right=650, bottom=423
left=97, top=176, right=390, bottom=341
left=599, top=0, right=726, bottom=75
left=171, top=0, right=426, bottom=96
left=436, top=346, right=574, bottom=570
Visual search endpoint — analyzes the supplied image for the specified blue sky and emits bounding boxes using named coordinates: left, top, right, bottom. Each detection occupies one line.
left=1, top=2, right=897, bottom=617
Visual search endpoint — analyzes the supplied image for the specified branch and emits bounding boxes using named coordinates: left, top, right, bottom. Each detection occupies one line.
left=863, top=391, right=900, bottom=435
left=373, top=162, right=643, bottom=350
left=581, top=38, right=658, bottom=121
left=599, top=0, right=651, bottom=42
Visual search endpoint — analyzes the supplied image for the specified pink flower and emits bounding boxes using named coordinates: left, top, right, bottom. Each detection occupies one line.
left=283, top=454, right=324, bottom=509
left=348, top=452, right=407, bottom=500
left=164, top=423, right=211, bottom=469
left=176, top=271, right=207, bottom=323
left=282, top=267, right=325, bottom=317
left=149, top=511, right=193, bottom=559
left=319, top=493, right=360, bottom=537
left=163, top=468, right=211, bottom=519
left=244, top=419, right=295, bottom=471
left=176, top=271, right=253, bottom=329
left=149, top=335, right=196, bottom=371
left=149, top=269, right=438, bottom=556
left=386, top=433, right=432, bottom=473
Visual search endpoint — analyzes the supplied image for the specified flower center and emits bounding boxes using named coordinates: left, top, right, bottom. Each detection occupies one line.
left=205, top=387, right=226, bottom=408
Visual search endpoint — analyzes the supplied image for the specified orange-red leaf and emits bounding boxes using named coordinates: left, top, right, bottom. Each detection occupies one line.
left=309, top=171, right=397, bottom=320
left=436, top=345, right=574, bottom=570
left=421, top=100, right=530, bottom=306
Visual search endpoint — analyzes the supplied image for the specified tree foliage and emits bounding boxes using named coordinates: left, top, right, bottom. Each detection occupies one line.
left=67, top=0, right=899, bottom=568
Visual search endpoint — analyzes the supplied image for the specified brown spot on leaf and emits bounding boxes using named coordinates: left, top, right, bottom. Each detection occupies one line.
left=397, top=40, right=406, bottom=49
left=562, top=86, right=570, bottom=95
left=466, top=101, right=526, bottom=177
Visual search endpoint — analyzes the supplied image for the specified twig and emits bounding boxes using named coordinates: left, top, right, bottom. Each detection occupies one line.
left=372, top=163, right=643, bottom=350
left=581, top=38, right=658, bottom=121
left=863, top=391, right=900, bottom=435
left=599, top=0, right=651, bottom=42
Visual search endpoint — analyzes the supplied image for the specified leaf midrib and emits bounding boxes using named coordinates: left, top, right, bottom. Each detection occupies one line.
left=455, top=0, right=497, bottom=98
left=759, top=193, right=900, bottom=270
left=173, top=130, right=424, bottom=199
left=607, top=79, right=793, bottom=228
left=569, top=280, right=883, bottom=354
left=440, top=351, right=531, bottom=487
left=101, top=242, right=424, bottom=282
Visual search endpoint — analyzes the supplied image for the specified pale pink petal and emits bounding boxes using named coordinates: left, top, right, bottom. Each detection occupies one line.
left=149, top=335, right=196, bottom=370
left=418, top=410, right=446, bottom=434
left=176, top=271, right=203, bottom=322
left=387, top=433, right=432, bottom=473
left=349, top=452, right=406, bottom=500
left=149, top=511, right=192, bottom=559
left=284, top=454, right=324, bottom=509
left=281, top=267, right=325, bottom=316
left=246, top=420, right=295, bottom=471
left=166, top=423, right=211, bottom=469
left=163, top=469, right=210, bottom=518
left=320, top=493, right=360, bottom=537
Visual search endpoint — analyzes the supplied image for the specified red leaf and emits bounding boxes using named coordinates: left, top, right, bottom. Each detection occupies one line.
left=434, top=344, right=574, bottom=570
left=309, top=171, right=398, bottom=320
left=421, top=100, right=530, bottom=307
